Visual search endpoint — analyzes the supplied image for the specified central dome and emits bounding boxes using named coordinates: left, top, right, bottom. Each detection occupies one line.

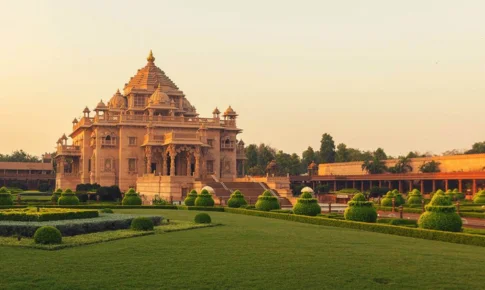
left=124, top=51, right=179, bottom=94
left=149, top=84, right=171, bottom=105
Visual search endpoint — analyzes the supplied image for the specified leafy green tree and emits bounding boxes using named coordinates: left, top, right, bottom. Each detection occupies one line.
left=0, top=150, right=40, bottom=162
left=335, top=143, right=350, bottom=162
left=319, top=133, right=335, bottom=163
left=374, top=148, right=388, bottom=160
left=466, top=141, right=485, bottom=154
left=419, top=161, right=441, bottom=173
left=388, top=156, right=413, bottom=174
left=362, top=155, right=387, bottom=174
left=301, top=146, right=317, bottom=169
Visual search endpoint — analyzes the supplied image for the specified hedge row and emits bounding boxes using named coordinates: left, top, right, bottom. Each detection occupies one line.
left=176, top=206, right=225, bottom=212
left=376, top=206, right=423, bottom=214
left=0, top=215, right=162, bottom=237
left=0, top=209, right=99, bottom=222
left=223, top=208, right=485, bottom=247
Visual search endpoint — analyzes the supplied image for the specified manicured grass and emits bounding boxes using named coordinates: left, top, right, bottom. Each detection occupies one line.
left=0, top=220, right=217, bottom=250
left=1, top=209, right=485, bottom=289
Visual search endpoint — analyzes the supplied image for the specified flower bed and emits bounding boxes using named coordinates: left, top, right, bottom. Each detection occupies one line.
left=0, top=208, right=99, bottom=222
left=0, top=214, right=162, bottom=237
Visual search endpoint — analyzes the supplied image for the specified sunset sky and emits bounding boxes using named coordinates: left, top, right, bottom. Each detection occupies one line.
left=0, top=0, right=484, bottom=158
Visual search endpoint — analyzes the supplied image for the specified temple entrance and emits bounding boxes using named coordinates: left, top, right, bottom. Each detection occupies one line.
left=166, top=154, right=172, bottom=176
left=151, top=163, right=156, bottom=174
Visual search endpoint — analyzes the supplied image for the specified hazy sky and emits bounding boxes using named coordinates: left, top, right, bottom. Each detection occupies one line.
left=0, top=0, right=484, bottom=158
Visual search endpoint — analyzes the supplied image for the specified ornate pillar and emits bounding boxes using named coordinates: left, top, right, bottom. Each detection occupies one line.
left=170, top=149, right=176, bottom=177
left=445, top=179, right=449, bottom=191
left=420, top=180, right=424, bottom=194
left=145, top=146, right=152, bottom=174
left=194, top=147, right=201, bottom=178
left=473, top=179, right=477, bottom=194
left=162, top=153, right=167, bottom=176
left=360, top=181, right=364, bottom=192
left=458, top=179, right=463, bottom=193
left=432, top=180, right=436, bottom=192
left=186, top=152, right=192, bottom=176
left=398, top=181, right=403, bottom=193
left=408, top=181, right=413, bottom=192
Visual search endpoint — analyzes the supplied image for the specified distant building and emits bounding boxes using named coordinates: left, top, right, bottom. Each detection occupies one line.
left=0, top=153, right=55, bottom=189
left=292, top=154, right=485, bottom=195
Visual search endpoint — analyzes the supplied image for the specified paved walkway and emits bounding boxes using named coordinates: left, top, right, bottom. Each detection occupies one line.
left=377, top=211, right=485, bottom=228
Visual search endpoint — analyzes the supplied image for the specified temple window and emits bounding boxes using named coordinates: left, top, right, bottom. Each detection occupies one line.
left=129, top=137, right=137, bottom=146
left=207, top=160, right=214, bottom=174
left=128, top=158, right=137, bottom=172
left=102, top=135, right=117, bottom=146
left=134, top=96, right=146, bottom=107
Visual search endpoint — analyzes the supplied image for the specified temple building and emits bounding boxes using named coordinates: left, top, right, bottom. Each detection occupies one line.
left=54, top=51, right=250, bottom=201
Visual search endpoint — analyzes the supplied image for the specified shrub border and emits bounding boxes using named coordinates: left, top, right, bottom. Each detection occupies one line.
left=223, top=208, right=485, bottom=247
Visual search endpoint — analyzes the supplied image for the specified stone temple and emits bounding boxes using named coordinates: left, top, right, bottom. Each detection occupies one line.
left=55, top=51, right=292, bottom=204
left=54, top=51, right=255, bottom=202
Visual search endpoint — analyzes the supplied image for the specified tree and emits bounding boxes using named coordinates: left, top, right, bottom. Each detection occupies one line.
left=319, top=133, right=335, bottom=163
left=388, top=156, right=413, bottom=173
left=335, top=143, right=350, bottom=162
left=0, top=150, right=40, bottom=162
left=374, top=148, right=387, bottom=160
left=301, top=146, right=317, bottom=169
left=362, top=155, right=387, bottom=174
left=466, top=141, right=485, bottom=154
left=443, top=149, right=465, bottom=156
left=419, top=161, right=441, bottom=173
left=245, top=144, right=258, bottom=170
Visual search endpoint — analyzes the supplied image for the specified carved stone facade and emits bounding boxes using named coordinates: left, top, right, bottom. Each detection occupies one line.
left=55, top=51, right=246, bottom=200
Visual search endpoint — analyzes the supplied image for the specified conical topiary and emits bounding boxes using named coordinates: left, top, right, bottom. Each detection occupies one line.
left=51, top=188, right=62, bottom=203
left=344, top=193, right=377, bottom=223
left=381, top=190, right=404, bottom=207
left=122, top=188, right=142, bottom=205
left=184, top=189, right=198, bottom=206
left=0, top=186, right=13, bottom=206
left=473, top=190, right=485, bottom=204
left=255, top=190, right=280, bottom=211
left=227, top=190, right=248, bottom=208
left=58, top=188, right=80, bottom=205
left=194, top=189, right=215, bottom=207
left=418, top=193, right=462, bottom=232
left=407, top=189, right=423, bottom=205
left=451, top=188, right=465, bottom=201
left=292, top=191, right=321, bottom=216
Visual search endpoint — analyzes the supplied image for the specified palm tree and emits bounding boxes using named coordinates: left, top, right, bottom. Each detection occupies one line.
left=362, top=156, right=387, bottom=174
left=388, top=156, right=413, bottom=174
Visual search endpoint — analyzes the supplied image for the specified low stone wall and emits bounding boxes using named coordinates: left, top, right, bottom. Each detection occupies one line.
left=136, top=174, right=196, bottom=203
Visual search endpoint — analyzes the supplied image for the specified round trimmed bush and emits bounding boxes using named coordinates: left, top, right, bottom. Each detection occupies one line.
left=293, top=192, right=321, bottom=216
left=227, top=190, right=248, bottom=208
left=58, top=189, right=80, bottom=205
left=34, top=226, right=62, bottom=244
left=100, top=208, right=114, bottom=214
left=194, top=213, right=212, bottom=224
left=381, top=190, right=404, bottom=207
left=184, top=189, right=198, bottom=206
left=131, top=217, right=154, bottom=231
left=418, top=193, right=462, bottom=232
left=344, top=193, right=377, bottom=223
left=194, top=189, right=215, bottom=207
left=122, top=188, right=142, bottom=205
left=0, top=186, right=13, bottom=206
left=473, top=190, right=485, bottom=204
left=255, top=190, right=280, bottom=211
left=407, top=189, right=423, bottom=205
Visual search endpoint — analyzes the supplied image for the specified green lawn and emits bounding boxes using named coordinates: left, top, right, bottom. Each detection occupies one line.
left=1, top=209, right=485, bottom=289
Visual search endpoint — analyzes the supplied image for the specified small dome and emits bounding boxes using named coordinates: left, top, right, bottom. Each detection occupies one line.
left=212, top=107, right=220, bottom=115
left=238, top=139, right=245, bottom=146
left=149, top=84, right=170, bottom=105
left=56, top=138, right=62, bottom=144
left=72, top=118, right=78, bottom=124
left=224, top=105, right=237, bottom=116
left=308, top=161, right=317, bottom=169
left=61, top=134, right=68, bottom=140
left=83, top=106, right=91, bottom=113
left=95, top=99, right=108, bottom=110
left=182, top=98, right=196, bottom=112
left=301, top=187, right=314, bottom=194
left=201, top=186, right=215, bottom=195
left=108, top=89, right=127, bottom=109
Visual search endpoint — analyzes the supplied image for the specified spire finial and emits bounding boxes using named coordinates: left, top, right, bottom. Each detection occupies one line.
left=147, top=50, right=155, bottom=62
